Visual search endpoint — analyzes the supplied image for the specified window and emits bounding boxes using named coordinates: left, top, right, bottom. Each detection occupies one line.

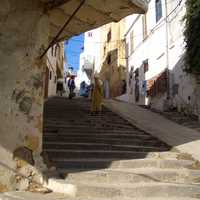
left=88, top=32, right=93, bottom=37
left=142, top=14, right=148, bottom=39
left=143, top=59, right=149, bottom=73
left=107, top=30, right=111, bottom=43
left=155, top=0, right=162, bottom=22
left=107, top=54, right=111, bottom=65
left=130, top=30, right=134, bottom=54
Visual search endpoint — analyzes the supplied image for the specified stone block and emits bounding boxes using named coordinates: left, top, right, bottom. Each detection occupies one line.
left=13, top=147, right=34, bottom=166
left=0, top=183, right=8, bottom=193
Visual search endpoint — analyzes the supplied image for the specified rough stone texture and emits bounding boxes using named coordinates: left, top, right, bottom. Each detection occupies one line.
left=0, top=184, right=8, bottom=193
left=25, top=136, right=40, bottom=152
left=13, top=147, right=34, bottom=166
left=0, top=191, right=70, bottom=200
left=16, top=178, right=29, bottom=191
left=0, top=0, right=49, bottom=190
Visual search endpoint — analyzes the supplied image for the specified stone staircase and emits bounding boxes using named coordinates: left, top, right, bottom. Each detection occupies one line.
left=42, top=97, right=200, bottom=199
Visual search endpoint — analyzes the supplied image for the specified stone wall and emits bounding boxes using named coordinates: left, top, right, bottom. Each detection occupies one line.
left=0, top=0, right=49, bottom=191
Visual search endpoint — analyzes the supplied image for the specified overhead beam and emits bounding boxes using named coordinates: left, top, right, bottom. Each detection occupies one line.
left=40, top=0, right=86, bottom=59
left=57, top=8, right=95, bottom=27
left=50, top=22, right=76, bottom=38
left=45, top=0, right=73, bottom=10
left=84, top=3, right=118, bottom=22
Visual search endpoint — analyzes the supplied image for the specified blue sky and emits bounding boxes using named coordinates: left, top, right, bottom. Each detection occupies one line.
left=64, top=34, right=84, bottom=72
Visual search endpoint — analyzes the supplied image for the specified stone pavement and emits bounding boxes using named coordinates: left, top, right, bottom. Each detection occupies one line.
left=0, top=191, right=69, bottom=200
left=140, top=105, right=200, bottom=132
left=104, top=99, right=200, bottom=162
left=1, top=97, right=200, bottom=199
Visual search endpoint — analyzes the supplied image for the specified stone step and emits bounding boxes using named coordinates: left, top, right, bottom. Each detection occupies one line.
left=44, top=121, right=131, bottom=126
left=44, top=123, right=134, bottom=127
left=48, top=151, right=180, bottom=162
left=43, top=98, right=200, bottom=199
left=1, top=192, right=199, bottom=200
left=65, top=168, right=200, bottom=184
left=44, top=129, right=147, bottom=135
left=43, top=142, right=168, bottom=152
left=44, top=133, right=153, bottom=139
left=55, top=158, right=195, bottom=170
left=45, top=150, right=178, bottom=160
left=75, top=182, right=200, bottom=199
left=44, top=122, right=133, bottom=128
left=43, top=137, right=165, bottom=147
left=44, top=127, right=135, bottom=132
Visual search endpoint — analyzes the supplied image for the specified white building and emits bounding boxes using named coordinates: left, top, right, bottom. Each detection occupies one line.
left=76, top=52, right=91, bottom=88
left=78, top=28, right=101, bottom=84
left=124, top=0, right=200, bottom=118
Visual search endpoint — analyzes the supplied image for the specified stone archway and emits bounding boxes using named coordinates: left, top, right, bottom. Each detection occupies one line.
left=0, top=0, right=147, bottom=191
left=0, top=0, right=49, bottom=191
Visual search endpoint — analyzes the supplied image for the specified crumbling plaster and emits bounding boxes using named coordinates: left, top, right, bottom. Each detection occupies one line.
left=0, top=0, right=49, bottom=191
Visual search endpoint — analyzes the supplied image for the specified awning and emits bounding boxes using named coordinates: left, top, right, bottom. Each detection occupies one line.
left=41, top=0, right=148, bottom=42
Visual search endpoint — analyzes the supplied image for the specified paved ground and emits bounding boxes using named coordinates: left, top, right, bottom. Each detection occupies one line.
left=1, top=97, right=200, bottom=199
left=140, top=105, right=200, bottom=132
left=43, top=97, right=170, bottom=171
left=104, top=99, right=200, bottom=161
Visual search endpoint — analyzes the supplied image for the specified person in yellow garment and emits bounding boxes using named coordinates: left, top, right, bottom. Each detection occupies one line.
left=91, top=74, right=103, bottom=114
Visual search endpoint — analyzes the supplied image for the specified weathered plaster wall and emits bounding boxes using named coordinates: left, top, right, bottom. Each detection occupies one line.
left=125, top=0, right=200, bottom=118
left=0, top=0, right=49, bottom=191
left=99, top=20, right=127, bottom=98
left=47, top=48, right=58, bottom=97
left=46, top=43, right=65, bottom=98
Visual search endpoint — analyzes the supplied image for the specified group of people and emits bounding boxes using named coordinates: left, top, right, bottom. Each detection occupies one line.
left=66, top=74, right=104, bottom=114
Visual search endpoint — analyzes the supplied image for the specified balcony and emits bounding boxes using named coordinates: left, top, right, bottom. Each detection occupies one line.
left=81, top=55, right=94, bottom=80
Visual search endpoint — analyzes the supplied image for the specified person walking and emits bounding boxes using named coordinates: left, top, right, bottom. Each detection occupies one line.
left=68, top=75, right=76, bottom=99
left=91, top=74, right=103, bottom=114
left=57, top=81, right=64, bottom=96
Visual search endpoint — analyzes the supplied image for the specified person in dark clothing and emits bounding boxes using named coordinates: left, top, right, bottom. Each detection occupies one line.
left=57, top=82, right=64, bottom=96
left=80, top=81, right=89, bottom=97
left=68, top=75, right=76, bottom=99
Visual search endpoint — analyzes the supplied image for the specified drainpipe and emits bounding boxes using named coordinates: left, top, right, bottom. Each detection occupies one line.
left=165, top=0, right=170, bottom=101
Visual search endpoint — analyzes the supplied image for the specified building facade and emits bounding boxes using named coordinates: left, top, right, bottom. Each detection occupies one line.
left=79, top=28, right=101, bottom=85
left=99, top=20, right=127, bottom=98
left=125, top=0, right=200, bottom=118
left=45, top=42, right=65, bottom=98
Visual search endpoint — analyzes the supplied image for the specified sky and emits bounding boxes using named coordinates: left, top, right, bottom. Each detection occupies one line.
left=64, top=34, right=84, bottom=72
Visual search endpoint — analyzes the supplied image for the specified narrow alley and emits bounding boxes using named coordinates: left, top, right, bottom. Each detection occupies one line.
left=41, top=97, right=200, bottom=199
left=1, top=0, right=200, bottom=199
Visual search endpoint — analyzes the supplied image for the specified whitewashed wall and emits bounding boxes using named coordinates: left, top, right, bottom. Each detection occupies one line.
left=124, top=0, right=200, bottom=118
